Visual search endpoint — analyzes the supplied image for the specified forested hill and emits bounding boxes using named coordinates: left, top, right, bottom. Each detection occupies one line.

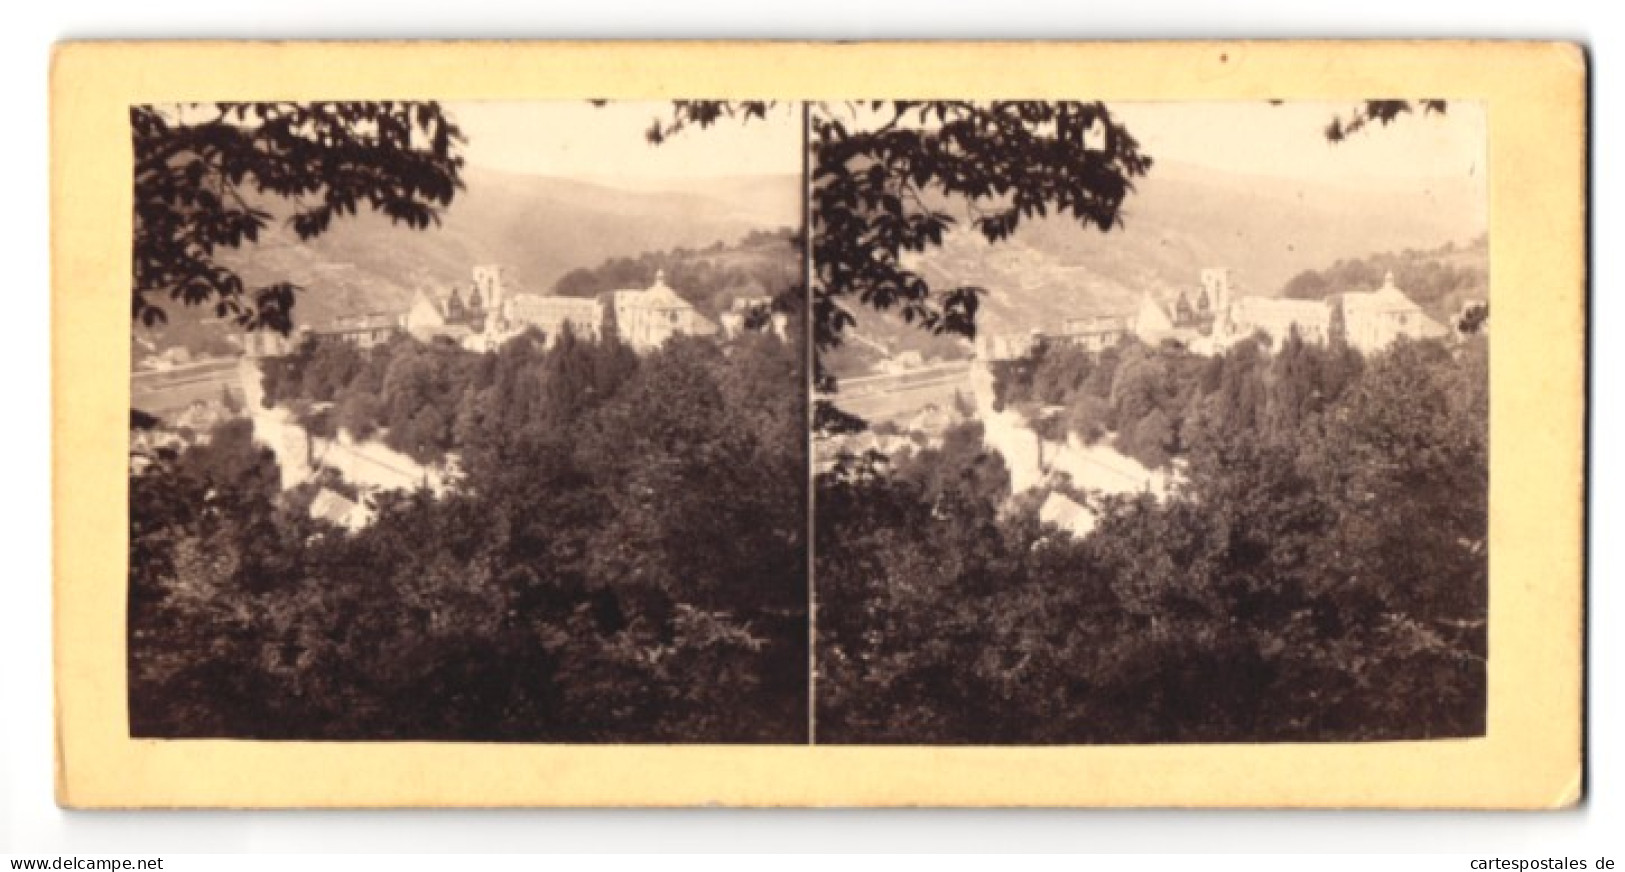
left=137, top=167, right=799, bottom=353
left=550, top=228, right=802, bottom=318
left=1278, top=235, right=1489, bottom=322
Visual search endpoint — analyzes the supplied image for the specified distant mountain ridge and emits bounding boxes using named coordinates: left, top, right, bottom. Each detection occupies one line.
left=204, top=167, right=798, bottom=322
left=141, top=157, right=1486, bottom=360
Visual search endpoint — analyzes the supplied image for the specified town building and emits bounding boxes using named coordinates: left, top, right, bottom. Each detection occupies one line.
left=309, top=313, right=401, bottom=349
left=471, top=264, right=508, bottom=317
left=503, top=294, right=604, bottom=345
left=874, top=350, right=926, bottom=375
left=729, top=294, right=774, bottom=313
left=975, top=330, right=1040, bottom=361
left=1197, top=267, right=1233, bottom=314
left=600, top=270, right=717, bottom=352
left=1210, top=270, right=1446, bottom=354
left=309, top=487, right=373, bottom=532
left=1053, top=314, right=1132, bottom=351
left=405, top=284, right=487, bottom=342
left=403, top=265, right=515, bottom=344
left=719, top=294, right=792, bottom=341
left=286, top=266, right=730, bottom=358
left=1339, top=271, right=1450, bottom=353
left=1039, top=490, right=1098, bottom=538
left=239, top=329, right=300, bottom=359
left=1012, top=267, right=1446, bottom=363
left=1214, top=296, right=1333, bottom=350
left=1130, top=272, right=1226, bottom=348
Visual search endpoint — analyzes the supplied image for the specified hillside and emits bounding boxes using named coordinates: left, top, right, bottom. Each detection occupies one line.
left=549, top=228, right=802, bottom=318
left=868, top=158, right=1487, bottom=341
left=137, top=167, right=800, bottom=352
left=1279, top=235, right=1489, bottom=322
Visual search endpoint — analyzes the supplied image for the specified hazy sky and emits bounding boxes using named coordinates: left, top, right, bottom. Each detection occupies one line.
left=447, top=100, right=802, bottom=181
left=447, top=99, right=1485, bottom=194
left=1111, top=100, right=1486, bottom=184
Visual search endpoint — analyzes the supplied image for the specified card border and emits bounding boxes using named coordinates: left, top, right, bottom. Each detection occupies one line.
left=52, top=40, right=1586, bottom=808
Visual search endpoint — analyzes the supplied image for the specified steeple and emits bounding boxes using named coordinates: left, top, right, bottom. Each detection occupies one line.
left=445, top=285, right=467, bottom=322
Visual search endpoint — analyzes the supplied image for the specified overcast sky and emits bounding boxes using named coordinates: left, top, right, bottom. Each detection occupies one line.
left=1111, top=100, right=1486, bottom=184
left=447, top=99, right=1485, bottom=200
left=447, top=100, right=802, bottom=182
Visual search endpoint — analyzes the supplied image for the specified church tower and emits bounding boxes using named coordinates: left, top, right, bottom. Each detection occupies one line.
left=1200, top=268, right=1232, bottom=313
left=472, top=265, right=504, bottom=312
left=445, top=286, right=467, bottom=323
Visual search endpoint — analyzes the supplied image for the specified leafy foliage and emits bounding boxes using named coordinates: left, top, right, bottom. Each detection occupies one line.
left=648, top=101, right=1150, bottom=379
left=130, top=325, right=808, bottom=742
left=132, top=102, right=465, bottom=333
left=808, top=101, right=1152, bottom=352
left=551, top=228, right=803, bottom=317
left=1323, top=99, right=1450, bottom=143
left=818, top=335, right=1487, bottom=743
left=1279, top=236, right=1488, bottom=320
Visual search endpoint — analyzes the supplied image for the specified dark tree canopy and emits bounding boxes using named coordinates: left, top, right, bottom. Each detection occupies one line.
left=818, top=334, right=1487, bottom=743
left=132, top=101, right=466, bottom=334
left=130, top=326, right=810, bottom=742
left=810, top=102, right=1151, bottom=350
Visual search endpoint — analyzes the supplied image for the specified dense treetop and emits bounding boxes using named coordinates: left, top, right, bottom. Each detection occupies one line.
left=550, top=228, right=802, bottom=318
left=132, top=101, right=466, bottom=333
left=819, top=333, right=1487, bottom=743
left=130, top=323, right=809, bottom=742
left=1278, top=236, right=1488, bottom=321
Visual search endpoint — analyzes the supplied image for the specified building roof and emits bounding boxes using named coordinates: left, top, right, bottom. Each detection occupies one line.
left=1061, top=314, right=1130, bottom=334
left=316, top=313, right=399, bottom=334
left=1039, top=491, right=1097, bottom=537
left=309, top=488, right=362, bottom=528
left=1343, top=272, right=1425, bottom=314
left=608, top=270, right=693, bottom=310
left=1136, top=292, right=1176, bottom=333
left=507, top=293, right=601, bottom=316
left=730, top=293, right=773, bottom=312
left=1232, top=296, right=1332, bottom=320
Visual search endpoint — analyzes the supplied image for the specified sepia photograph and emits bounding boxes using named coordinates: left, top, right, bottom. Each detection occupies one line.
left=810, top=100, right=1491, bottom=744
left=125, top=99, right=811, bottom=743
left=49, top=40, right=1583, bottom=809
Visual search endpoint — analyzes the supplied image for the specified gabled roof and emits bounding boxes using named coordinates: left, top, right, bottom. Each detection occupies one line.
left=1344, top=271, right=1424, bottom=314
left=1039, top=491, right=1097, bottom=537
left=1136, top=292, right=1176, bottom=333
left=638, top=283, right=690, bottom=309
left=309, top=488, right=361, bottom=527
left=318, top=313, right=399, bottom=334
left=609, top=270, right=694, bottom=311
left=507, top=293, right=600, bottom=315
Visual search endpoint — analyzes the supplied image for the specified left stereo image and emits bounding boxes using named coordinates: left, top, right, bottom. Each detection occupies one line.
left=125, top=100, right=812, bottom=744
